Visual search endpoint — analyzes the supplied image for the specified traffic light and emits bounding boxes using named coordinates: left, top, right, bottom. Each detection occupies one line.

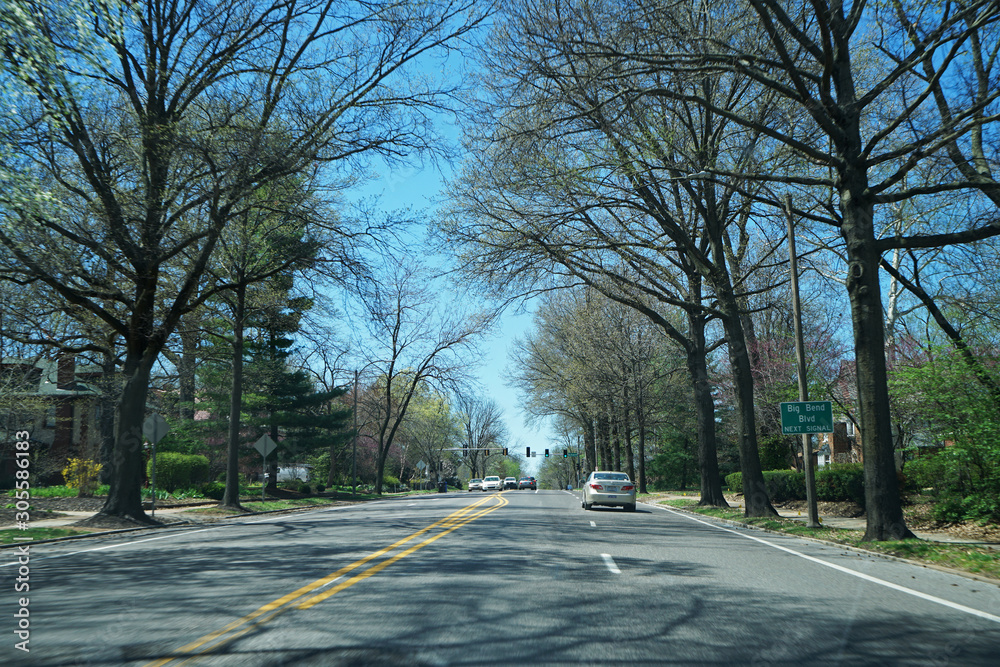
left=544, top=449, right=549, bottom=457
left=526, top=447, right=531, bottom=457
left=484, top=449, right=490, bottom=457
left=563, top=449, right=568, bottom=458
left=502, top=447, right=508, bottom=456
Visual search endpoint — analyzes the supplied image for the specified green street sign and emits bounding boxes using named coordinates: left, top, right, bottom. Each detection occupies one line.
left=780, top=401, right=833, bottom=434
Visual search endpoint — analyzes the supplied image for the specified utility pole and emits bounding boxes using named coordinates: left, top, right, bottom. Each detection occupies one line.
left=786, top=196, right=820, bottom=528
left=352, top=369, right=358, bottom=498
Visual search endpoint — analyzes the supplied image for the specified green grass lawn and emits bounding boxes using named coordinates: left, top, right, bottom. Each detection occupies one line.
left=659, top=499, right=1000, bottom=580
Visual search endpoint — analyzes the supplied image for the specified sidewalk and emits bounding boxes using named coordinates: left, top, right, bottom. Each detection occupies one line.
left=649, top=493, right=999, bottom=546
left=1, top=504, right=215, bottom=533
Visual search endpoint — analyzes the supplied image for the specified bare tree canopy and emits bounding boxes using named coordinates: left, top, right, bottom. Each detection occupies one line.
left=0, top=0, right=493, bottom=522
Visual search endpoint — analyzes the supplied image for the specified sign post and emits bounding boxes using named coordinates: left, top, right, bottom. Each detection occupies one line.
left=143, top=414, right=170, bottom=518
left=253, top=435, right=277, bottom=501
left=785, top=198, right=825, bottom=528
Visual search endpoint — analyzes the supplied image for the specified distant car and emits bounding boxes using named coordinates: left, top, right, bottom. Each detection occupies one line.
left=503, top=476, right=518, bottom=490
left=517, top=477, right=536, bottom=490
left=468, top=478, right=483, bottom=492
left=582, top=471, right=636, bottom=511
left=481, top=476, right=502, bottom=492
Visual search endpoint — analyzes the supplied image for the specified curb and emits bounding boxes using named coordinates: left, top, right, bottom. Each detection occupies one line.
left=643, top=500, right=1000, bottom=587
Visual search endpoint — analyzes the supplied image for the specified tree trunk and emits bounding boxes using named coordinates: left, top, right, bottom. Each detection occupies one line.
left=842, top=195, right=915, bottom=541
left=178, top=327, right=198, bottom=420
left=583, top=415, right=597, bottom=473
left=679, top=437, right=690, bottom=491
left=637, top=414, right=647, bottom=495
left=597, top=415, right=610, bottom=470
left=98, top=351, right=156, bottom=523
left=98, top=346, right=117, bottom=486
left=375, top=446, right=388, bottom=495
left=719, top=302, right=777, bottom=517
left=687, top=332, right=729, bottom=507
left=623, top=397, right=635, bottom=483
left=265, top=329, right=281, bottom=495
left=611, top=410, right=622, bottom=472
left=221, top=283, right=246, bottom=509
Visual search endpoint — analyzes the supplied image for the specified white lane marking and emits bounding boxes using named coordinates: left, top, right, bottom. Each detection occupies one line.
left=649, top=504, right=1000, bottom=625
left=590, top=521, right=597, bottom=527
left=601, top=553, right=621, bottom=574
left=316, top=575, right=344, bottom=591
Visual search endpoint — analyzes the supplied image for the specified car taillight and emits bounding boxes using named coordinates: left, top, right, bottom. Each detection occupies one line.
left=589, top=483, right=603, bottom=491
left=621, top=485, right=634, bottom=491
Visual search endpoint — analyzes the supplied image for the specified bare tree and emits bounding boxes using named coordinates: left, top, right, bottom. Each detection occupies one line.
left=443, top=0, right=787, bottom=513
left=354, top=260, right=493, bottom=494
left=0, top=0, right=492, bottom=522
left=581, top=0, right=1000, bottom=539
left=455, top=393, right=508, bottom=478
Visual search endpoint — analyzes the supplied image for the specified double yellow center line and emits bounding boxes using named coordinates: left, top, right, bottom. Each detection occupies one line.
left=146, top=493, right=508, bottom=666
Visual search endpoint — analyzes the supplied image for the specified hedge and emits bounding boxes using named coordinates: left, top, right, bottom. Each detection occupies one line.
left=724, top=464, right=865, bottom=506
left=199, top=481, right=225, bottom=500
left=147, top=452, right=210, bottom=492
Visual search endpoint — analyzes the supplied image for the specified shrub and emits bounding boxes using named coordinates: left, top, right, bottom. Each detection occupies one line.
left=62, top=458, right=103, bottom=497
left=383, top=475, right=401, bottom=487
left=763, top=470, right=806, bottom=502
left=315, top=483, right=325, bottom=493
left=199, top=481, right=225, bottom=500
left=148, top=452, right=210, bottom=492
left=725, top=472, right=742, bottom=493
left=815, top=463, right=865, bottom=505
left=298, top=483, right=311, bottom=494
left=724, top=466, right=864, bottom=505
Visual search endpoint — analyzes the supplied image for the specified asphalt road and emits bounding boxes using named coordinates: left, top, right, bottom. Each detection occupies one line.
left=2, top=490, right=999, bottom=666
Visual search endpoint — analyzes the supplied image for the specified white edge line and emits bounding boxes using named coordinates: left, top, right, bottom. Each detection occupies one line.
left=590, top=521, right=597, bottom=527
left=0, top=526, right=223, bottom=566
left=0, top=502, right=362, bottom=567
left=601, top=553, right=621, bottom=574
left=648, top=503, right=1000, bottom=625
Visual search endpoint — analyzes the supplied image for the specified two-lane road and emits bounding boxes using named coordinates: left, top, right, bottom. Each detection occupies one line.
left=3, top=490, right=998, bottom=665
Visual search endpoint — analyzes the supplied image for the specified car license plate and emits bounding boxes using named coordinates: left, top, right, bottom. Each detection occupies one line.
left=607, top=494, right=617, bottom=498
left=606, top=487, right=617, bottom=493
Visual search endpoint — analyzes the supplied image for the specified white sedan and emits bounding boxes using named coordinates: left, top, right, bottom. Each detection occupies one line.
left=481, top=475, right=502, bottom=492
left=582, top=471, right=636, bottom=511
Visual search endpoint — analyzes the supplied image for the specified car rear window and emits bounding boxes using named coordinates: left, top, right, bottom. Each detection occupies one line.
left=594, top=473, right=630, bottom=481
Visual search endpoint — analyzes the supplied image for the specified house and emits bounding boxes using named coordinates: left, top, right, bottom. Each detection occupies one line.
left=0, top=355, right=103, bottom=486
left=816, top=420, right=861, bottom=467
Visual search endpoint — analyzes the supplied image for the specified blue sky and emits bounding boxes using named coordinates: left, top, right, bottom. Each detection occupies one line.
left=358, top=156, right=553, bottom=475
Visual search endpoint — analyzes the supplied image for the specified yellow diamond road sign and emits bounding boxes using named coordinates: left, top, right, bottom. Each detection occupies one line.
left=780, top=401, right=834, bottom=434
